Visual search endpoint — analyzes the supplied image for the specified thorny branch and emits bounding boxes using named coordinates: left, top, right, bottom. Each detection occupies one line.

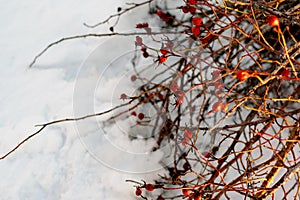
left=3, top=0, right=300, bottom=199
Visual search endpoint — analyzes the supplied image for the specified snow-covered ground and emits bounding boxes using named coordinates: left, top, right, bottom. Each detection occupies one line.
left=0, top=1, right=164, bottom=199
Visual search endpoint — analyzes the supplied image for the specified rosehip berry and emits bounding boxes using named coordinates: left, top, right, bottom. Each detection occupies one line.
left=182, top=6, right=189, bottom=13
left=192, top=17, right=202, bottom=26
left=131, top=111, right=136, bottom=116
left=158, top=55, right=168, bottom=64
left=136, top=23, right=149, bottom=28
left=145, top=184, right=155, bottom=191
left=184, top=129, right=193, bottom=139
left=138, top=113, right=145, bottom=120
left=143, top=51, right=149, bottom=58
left=212, top=101, right=223, bottom=112
left=192, top=26, right=201, bottom=36
left=130, top=75, right=137, bottom=82
left=267, top=15, right=280, bottom=27
left=281, top=69, right=290, bottom=77
left=160, top=48, right=169, bottom=55
left=189, top=0, right=196, bottom=4
left=189, top=6, right=196, bottom=14
left=135, top=188, right=142, bottom=196
left=170, top=83, right=179, bottom=92
left=211, top=70, right=220, bottom=79
left=183, top=162, right=191, bottom=171
left=182, top=189, right=191, bottom=196
left=176, top=96, right=184, bottom=106
left=181, top=138, right=190, bottom=146
left=235, top=70, right=251, bottom=81
left=214, top=81, right=224, bottom=90
left=135, top=36, right=143, bottom=46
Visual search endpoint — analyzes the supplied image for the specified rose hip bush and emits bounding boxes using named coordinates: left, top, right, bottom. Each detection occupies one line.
left=123, top=1, right=300, bottom=199
left=3, top=0, right=300, bottom=199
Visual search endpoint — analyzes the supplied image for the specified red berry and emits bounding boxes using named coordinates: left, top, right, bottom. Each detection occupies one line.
left=136, top=23, right=149, bottom=28
left=182, top=6, right=189, bottom=13
left=138, top=113, right=145, bottom=120
left=183, top=162, right=191, bottom=170
left=135, top=36, right=143, bottom=46
left=120, top=93, right=127, bottom=100
left=192, top=26, right=201, bottom=36
left=176, top=96, right=184, bottom=105
left=145, top=184, right=155, bottom=191
left=212, top=101, right=223, bottom=112
left=160, top=48, right=169, bottom=55
left=158, top=55, right=168, bottom=64
left=214, top=81, right=224, bottom=90
left=182, top=189, right=191, bottom=196
left=181, top=138, right=190, bottom=146
left=184, top=129, right=193, bottom=139
left=267, top=15, right=280, bottom=27
left=136, top=24, right=143, bottom=28
left=192, top=17, right=202, bottom=26
left=131, top=111, right=136, bottom=116
left=211, top=70, right=220, bottom=79
left=135, top=188, right=142, bottom=196
left=157, top=196, right=165, bottom=200
left=130, top=75, right=137, bottom=82
left=156, top=10, right=164, bottom=18
left=281, top=69, right=290, bottom=77
left=235, top=70, right=251, bottom=81
left=189, top=0, right=197, bottom=5
left=143, top=51, right=149, bottom=58
left=170, top=83, right=179, bottom=92
left=189, top=6, right=196, bottom=14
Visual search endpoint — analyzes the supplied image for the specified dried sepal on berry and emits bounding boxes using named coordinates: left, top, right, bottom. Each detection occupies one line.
left=120, top=93, right=127, bottom=100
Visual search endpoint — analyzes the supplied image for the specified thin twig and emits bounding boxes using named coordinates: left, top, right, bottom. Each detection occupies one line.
left=29, top=31, right=181, bottom=68
left=83, top=0, right=154, bottom=28
left=0, top=102, right=130, bottom=160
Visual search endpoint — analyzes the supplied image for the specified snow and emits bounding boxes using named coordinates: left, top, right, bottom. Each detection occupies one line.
left=0, top=1, right=164, bottom=199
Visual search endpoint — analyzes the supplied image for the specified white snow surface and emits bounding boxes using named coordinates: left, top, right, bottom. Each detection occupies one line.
left=0, top=1, right=165, bottom=199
